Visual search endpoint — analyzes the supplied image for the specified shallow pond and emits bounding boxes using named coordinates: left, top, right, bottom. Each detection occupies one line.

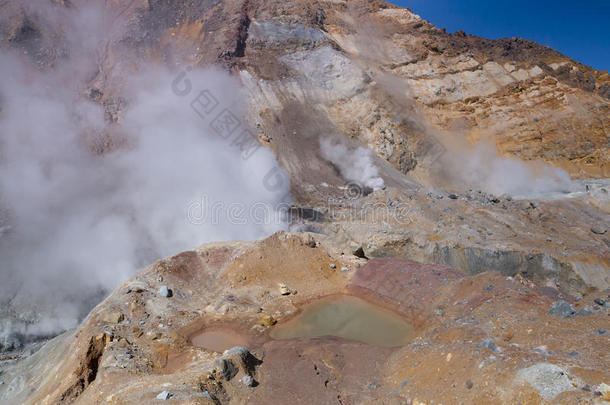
left=270, top=295, right=413, bottom=347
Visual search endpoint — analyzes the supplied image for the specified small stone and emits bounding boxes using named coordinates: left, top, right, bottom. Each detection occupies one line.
left=353, top=247, right=367, bottom=259
left=465, top=380, right=473, bottom=389
left=477, top=339, right=499, bottom=352
left=156, top=391, right=171, bottom=400
left=159, top=285, right=172, bottom=298
left=568, top=351, right=579, bottom=356
left=278, top=284, right=291, bottom=295
left=202, top=391, right=212, bottom=399
left=549, top=300, right=576, bottom=318
left=448, top=193, right=458, bottom=200
left=257, top=314, right=277, bottom=327
left=240, top=375, right=254, bottom=387
left=126, top=281, right=147, bottom=293
left=534, top=346, right=552, bottom=355
left=594, top=298, right=606, bottom=306
left=341, top=266, right=350, bottom=272
left=304, top=235, right=317, bottom=248
left=330, top=263, right=336, bottom=269
left=147, top=331, right=162, bottom=340
left=598, top=328, right=607, bottom=335
left=591, top=226, right=607, bottom=235
left=158, top=276, right=163, bottom=282
left=101, top=312, right=124, bottom=324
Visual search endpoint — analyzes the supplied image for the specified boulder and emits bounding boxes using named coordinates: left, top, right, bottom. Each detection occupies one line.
left=101, top=312, right=124, bottom=324
left=156, top=391, right=171, bottom=400
left=515, top=363, right=579, bottom=400
left=548, top=300, right=576, bottom=318
left=158, top=285, right=172, bottom=298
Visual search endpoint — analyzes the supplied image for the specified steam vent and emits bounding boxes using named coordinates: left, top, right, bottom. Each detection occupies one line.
left=0, top=1, right=608, bottom=404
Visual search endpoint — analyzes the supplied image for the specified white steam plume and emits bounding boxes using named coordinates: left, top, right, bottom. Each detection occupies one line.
left=436, top=138, right=577, bottom=198
left=344, top=15, right=579, bottom=199
left=0, top=46, right=290, bottom=336
left=319, top=137, right=385, bottom=191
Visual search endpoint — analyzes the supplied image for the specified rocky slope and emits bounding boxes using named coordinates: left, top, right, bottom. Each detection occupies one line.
left=0, top=0, right=609, bottom=404
left=1, top=233, right=609, bottom=404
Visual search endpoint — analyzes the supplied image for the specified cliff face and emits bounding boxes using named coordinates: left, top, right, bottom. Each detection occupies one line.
left=0, top=1, right=609, bottom=404
left=237, top=0, right=610, bottom=181
left=2, top=0, right=608, bottom=187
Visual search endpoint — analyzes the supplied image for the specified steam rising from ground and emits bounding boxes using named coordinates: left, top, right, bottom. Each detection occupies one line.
left=373, top=74, right=577, bottom=198
left=319, top=138, right=385, bottom=191
left=0, top=46, right=289, bottom=335
left=348, top=16, right=578, bottom=198
left=437, top=139, right=576, bottom=197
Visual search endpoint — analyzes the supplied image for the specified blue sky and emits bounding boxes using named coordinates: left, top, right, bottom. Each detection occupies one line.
left=388, top=1, right=609, bottom=71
